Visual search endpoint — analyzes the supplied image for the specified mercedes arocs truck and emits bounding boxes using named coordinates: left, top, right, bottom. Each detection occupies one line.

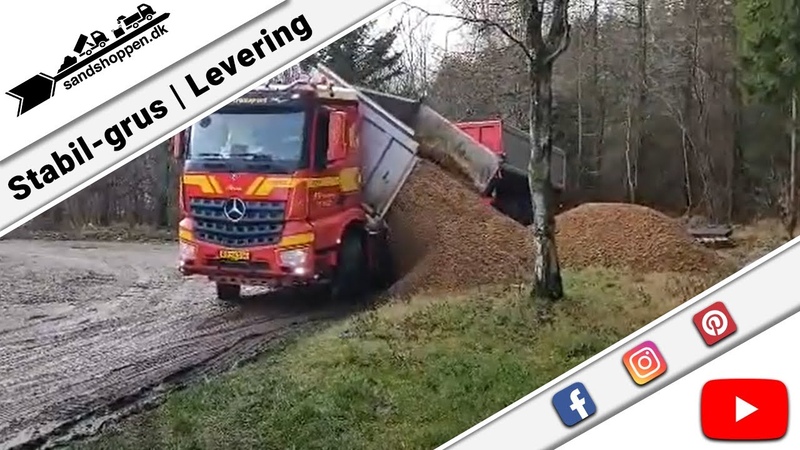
left=170, top=66, right=566, bottom=301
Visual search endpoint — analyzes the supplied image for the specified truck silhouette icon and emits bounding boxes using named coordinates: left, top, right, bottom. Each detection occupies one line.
left=117, top=4, right=156, bottom=31
left=74, top=31, right=110, bottom=57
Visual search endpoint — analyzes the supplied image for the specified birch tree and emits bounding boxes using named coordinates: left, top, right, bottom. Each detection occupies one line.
left=415, top=0, right=571, bottom=300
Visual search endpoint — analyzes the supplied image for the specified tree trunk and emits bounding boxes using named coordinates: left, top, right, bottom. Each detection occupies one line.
left=157, top=152, right=172, bottom=227
left=625, top=103, right=636, bottom=202
left=628, top=0, right=648, bottom=204
left=728, top=67, right=742, bottom=222
left=591, top=0, right=605, bottom=195
left=528, top=61, right=564, bottom=301
left=789, top=89, right=798, bottom=238
left=681, top=0, right=697, bottom=214
left=577, top=21, right=584, bottom=191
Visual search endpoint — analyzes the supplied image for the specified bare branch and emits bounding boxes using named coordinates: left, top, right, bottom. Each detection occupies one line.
left=400, top=2, right=534, bottom=61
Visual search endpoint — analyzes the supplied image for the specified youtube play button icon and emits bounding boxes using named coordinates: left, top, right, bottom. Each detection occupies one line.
left=701, top=379, right=789, bottom=441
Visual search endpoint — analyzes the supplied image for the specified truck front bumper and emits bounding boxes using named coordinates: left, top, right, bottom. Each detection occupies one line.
left=178, top=238, right=327, bottom=287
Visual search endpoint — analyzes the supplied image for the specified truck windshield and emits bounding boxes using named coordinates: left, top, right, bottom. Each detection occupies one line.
left=188, top=111, right=305, bottom=171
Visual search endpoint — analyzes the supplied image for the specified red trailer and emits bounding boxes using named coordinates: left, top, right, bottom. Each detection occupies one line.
left=456, top=119, right=566, bottom=225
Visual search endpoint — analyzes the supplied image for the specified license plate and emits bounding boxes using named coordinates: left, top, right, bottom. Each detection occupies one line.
left=218, top=249, right=251, bottom=261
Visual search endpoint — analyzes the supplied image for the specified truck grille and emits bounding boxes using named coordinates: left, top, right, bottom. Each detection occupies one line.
left=188, top=198, right=286, bottom=248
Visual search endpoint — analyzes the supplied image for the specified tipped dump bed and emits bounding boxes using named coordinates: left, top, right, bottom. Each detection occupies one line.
left=317, top=66, right=420, bottom=222
left=357, top=89, right=567, bottom=194
left=356, top=88, right=502, bottom=195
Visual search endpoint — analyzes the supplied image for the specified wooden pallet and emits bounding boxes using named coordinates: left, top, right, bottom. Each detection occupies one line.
left=688, top=225, right=735, bottom=248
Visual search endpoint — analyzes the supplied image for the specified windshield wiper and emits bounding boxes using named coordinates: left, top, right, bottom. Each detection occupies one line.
left=192, top=153, right=225, bottom=160
left=242, top=153, right=274, bottom=160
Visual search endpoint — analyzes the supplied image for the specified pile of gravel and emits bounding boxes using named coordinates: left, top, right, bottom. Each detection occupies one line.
left=555, top=203, right=722, bottom=273
left=384, top=156, right=721, bottom=298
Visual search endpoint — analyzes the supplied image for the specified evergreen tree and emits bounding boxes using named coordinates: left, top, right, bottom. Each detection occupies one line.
left=304, top=21, right=403, bottom=90
left=736, top=0, right=800, bottom=102
left=735, top=0, right=800, bottom=236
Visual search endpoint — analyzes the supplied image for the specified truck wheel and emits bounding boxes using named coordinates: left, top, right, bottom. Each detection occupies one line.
left=330, top=230, right=367, bottom=302
left=146, top=14, right=153, bottom=20
left=99, top=41, right=106, bottom=48
left=216, top=283, right=241, bottom=302
left=371, top=235, right=395, bottom=290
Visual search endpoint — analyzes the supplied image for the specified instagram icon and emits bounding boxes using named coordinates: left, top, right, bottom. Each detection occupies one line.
left=623, top=341, right=667, bottom=385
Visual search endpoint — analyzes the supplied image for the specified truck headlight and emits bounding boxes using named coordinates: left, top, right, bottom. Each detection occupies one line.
left=180, top=241, right=196, bottom=260
left=279, top=248, right=307, bottom=268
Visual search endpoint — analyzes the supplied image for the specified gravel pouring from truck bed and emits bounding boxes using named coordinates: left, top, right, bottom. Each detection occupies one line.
left=0, top=240, right=345, bottom=449
left=385, top=160, right=535, bottom=297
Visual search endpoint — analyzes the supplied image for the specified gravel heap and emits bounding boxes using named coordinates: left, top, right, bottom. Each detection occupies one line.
left=384, top=157, right=720, bottom=297
left=555, top=203, right=722, bottom=273
left=385, top=159, right=534, bottom=297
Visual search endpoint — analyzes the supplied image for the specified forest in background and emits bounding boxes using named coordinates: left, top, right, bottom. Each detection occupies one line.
left=20, top=0, right=799, bottom=233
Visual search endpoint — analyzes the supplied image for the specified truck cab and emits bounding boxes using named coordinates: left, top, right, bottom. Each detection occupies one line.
left=138, top=3, right=156, bottom=19
left=171, top=78, right=388, bottom=301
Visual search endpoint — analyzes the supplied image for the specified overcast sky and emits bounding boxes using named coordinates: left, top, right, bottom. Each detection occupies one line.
left=375, top=0, right=471, bottom=59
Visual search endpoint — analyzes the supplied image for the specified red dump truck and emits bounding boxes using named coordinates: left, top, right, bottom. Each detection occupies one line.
left=170, top=66, right=566, bottom=301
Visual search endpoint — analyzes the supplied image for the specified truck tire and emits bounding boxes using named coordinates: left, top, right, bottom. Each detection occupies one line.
left=216, top=282, right=241, bottom=302
left=371, top=234, right=395, bottom=290
left=330, top=229, right=368, bottom=302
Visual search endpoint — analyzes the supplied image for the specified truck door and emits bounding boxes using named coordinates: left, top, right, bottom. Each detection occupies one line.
left=307, top=108, right=359, bottom=249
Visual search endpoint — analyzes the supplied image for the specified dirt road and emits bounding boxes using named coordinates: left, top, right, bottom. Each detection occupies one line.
left=0, top=240, right=344, bottom=449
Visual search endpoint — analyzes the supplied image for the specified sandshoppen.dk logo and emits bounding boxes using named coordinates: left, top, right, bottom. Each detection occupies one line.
left=5, top=3, right=170, bottom=116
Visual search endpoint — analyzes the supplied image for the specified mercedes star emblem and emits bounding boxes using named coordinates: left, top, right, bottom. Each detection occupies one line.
left=223, top=198, right=246, bottom=222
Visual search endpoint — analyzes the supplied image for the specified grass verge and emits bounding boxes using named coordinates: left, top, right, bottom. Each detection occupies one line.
left=73, top=268, right=722, bottom=450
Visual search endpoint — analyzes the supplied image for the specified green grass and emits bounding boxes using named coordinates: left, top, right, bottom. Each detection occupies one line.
left=74, top=268, right=719, bottom=450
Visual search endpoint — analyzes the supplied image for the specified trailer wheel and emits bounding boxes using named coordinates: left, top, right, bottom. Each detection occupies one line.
left=133, top=22, right=139, bottom=29
left=330, top=229, right=367, bottom=302
left=216, top=283, right=241, bottom=302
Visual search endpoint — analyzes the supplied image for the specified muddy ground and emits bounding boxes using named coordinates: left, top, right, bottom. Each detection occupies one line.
left=0, top=240, right=351, bottom=450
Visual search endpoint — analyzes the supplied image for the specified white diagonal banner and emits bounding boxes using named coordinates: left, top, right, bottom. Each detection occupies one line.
left=0, top=0, right=399, bottom=236
left=0, top=0, right=287, bottom=160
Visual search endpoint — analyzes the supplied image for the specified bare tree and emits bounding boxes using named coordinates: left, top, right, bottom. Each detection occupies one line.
left=409, top=0, right=570, bottom=301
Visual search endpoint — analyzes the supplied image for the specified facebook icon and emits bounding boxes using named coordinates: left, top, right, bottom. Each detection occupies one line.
left=552, top=382, right=597, bottom=427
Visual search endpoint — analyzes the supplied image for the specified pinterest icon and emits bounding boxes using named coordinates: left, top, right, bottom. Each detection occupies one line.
left=693, top=301, right=737, bottom=346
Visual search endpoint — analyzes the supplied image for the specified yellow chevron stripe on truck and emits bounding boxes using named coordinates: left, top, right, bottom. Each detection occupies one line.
left=208, top=177, right=223, bottom=195
left=182, top=170, right=361, bottom=197
left=253, top=178, right=301, bottom=196
left=182, top=175, right=219, bottom=194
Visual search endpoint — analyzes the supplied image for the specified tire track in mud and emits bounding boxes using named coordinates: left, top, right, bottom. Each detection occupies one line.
left=0, top=240, right=346, bottom=449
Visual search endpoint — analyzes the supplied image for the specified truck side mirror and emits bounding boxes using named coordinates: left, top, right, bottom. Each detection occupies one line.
left=327, top=111, right=347, bottom=162
left=170, top=131, right=185, bottom=160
